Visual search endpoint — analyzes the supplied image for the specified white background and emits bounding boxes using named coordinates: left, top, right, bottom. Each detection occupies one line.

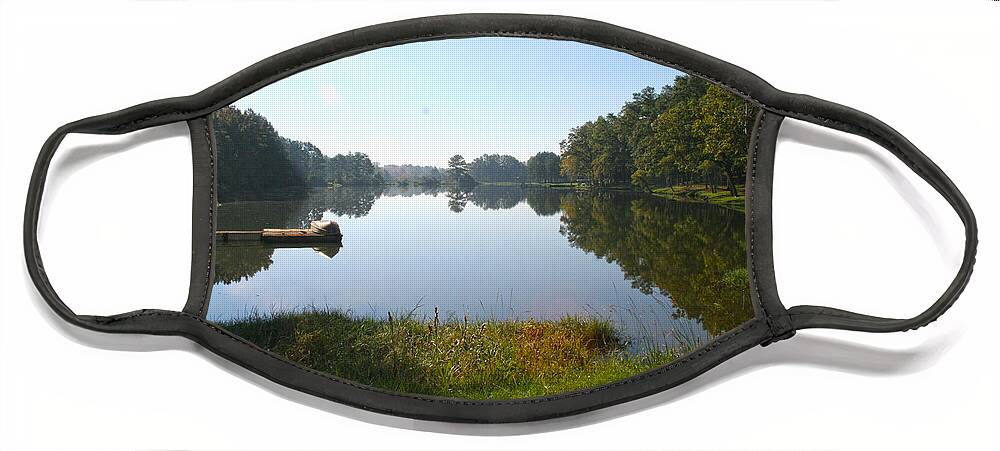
left=1, top=1, right=997, bottom=450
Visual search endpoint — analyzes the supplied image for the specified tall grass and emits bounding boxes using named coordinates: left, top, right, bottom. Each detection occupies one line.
left=220, top=305, right=697, bottom=399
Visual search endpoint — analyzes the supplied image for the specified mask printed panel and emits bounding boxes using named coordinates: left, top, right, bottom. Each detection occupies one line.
left=207, top=37, right=758, bottom=399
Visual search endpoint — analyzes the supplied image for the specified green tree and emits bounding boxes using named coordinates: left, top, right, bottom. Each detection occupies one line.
left=692, top=85, right=754, bottom=196
left=619, top=86, right=669, bottom=190
left=588, top=115, right=632, bottom=186
left=213, top=107, right=304, bottom=201
left=213, top=107, right=387, bottom=200
left=559, top=123, right=599, bottom=184
left=651, top=75, right=710, bottom=187
left=469, top=154, right=528, bottom=183
left=526, top=151, right=562, bottom=183
left=446, top=154, right=475, bottom=187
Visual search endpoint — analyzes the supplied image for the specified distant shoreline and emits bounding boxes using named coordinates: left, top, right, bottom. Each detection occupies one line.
left=471, top=181, right=746, bottom=212
left=223, top=181, right=747, bottom=212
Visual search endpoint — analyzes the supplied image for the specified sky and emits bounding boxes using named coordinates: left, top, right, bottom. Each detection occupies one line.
left=232, top=37, right=684, bottom=167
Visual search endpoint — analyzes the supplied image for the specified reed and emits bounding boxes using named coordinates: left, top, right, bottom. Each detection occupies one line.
left=220, top=306, right=693, bottom=399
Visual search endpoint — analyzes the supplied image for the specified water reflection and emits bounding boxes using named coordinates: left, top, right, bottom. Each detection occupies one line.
left=215, top=243, right=342, bottom=284
left=558, top=192, right=750, bottom=335
left=446, top=190, right=470, bottom=213
left=218, top=185, right=569, bottom=229
left=210, top=185, right=750, bottom=347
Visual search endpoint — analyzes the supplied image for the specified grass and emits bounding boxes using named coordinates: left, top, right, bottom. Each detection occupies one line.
left=220, top=306, right=693, bottom=399
left=652, top=184, right=745, bottom=212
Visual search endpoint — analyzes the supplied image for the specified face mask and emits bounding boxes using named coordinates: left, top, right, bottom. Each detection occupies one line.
left=25, top=14, right=977, bottom=423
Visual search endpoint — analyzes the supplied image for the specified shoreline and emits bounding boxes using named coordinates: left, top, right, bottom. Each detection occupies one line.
left=475, top=182, right=746, bottom=212
left=224, top=182, right=746, bottom=212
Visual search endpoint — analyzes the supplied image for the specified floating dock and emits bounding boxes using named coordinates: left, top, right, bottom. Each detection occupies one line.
left=216, top=220, right=342, bottom=244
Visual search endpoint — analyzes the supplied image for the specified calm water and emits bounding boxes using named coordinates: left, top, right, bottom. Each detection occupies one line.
left=208, top=185, right=752, bottom=353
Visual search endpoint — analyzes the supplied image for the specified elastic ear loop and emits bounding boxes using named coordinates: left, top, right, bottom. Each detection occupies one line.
left=24, top=112, right=194, bottom=332
left=25, top=122, right=119, bottom=328
left=776, top=101, right=978, bottom=333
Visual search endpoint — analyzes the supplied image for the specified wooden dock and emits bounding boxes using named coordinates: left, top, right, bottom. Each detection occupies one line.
left=216, top=220, right=342, bottom=244
left=216, top=229, right=343, bottom=244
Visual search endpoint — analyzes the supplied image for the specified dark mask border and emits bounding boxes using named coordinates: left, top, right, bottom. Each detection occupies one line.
left=24, top=13, right=977, bottom=423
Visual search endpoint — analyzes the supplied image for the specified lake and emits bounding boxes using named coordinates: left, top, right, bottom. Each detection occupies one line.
left=208, top=185, right=751, bottom=354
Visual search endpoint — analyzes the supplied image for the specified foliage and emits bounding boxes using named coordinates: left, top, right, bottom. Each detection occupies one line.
left=213, top=107, right=384, bottom=201
left=525, top=151, right=563, bottom=183
left=215, top=72, right=756, bottom=204
left=560, top=75, right=757, bottom=195
left=691, top=85, right=755, bottom=196
left=213, top=107, right=303, bottom=202
left=326, top=152, right=384, bottom=187
left=446, top=154, right=476, bottom=187
left=469, top=154, right=528, bottom=183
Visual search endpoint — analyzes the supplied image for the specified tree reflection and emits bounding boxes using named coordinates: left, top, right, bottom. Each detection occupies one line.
left=443, top=185, right=532, bottom=213
left=383, top=185, right=442, bottom=198
left=465, top=185, right=526, bottom=210
left=446, top=190, right=470, bottom=213
left=215, top=244, right=343, bottom=284
left=525, top=187, right=563, bottom=216
left=214, top=245, right=275, bottom=284
left=323, top=186, right=382, bottom=218
left=558, top=192, right=751, bottom=335
left=217, top=186, right=387, bottom=230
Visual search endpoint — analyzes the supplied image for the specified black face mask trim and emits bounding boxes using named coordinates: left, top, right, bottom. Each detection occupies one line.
left=181, top=116, right=215, bottom=318
left=24, top=13, right=977, bottom=423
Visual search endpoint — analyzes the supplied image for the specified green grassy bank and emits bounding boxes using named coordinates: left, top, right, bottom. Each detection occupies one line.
left=652, top=184, right=745, bottom=212
left=220, top=309, right=687, bottom=399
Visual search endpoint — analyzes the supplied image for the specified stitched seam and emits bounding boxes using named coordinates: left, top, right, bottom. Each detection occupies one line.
left=104, top=310, right=759, bottom=406
left=198, top=120, right=214, bottom=317
left=748, top=112, right=788, bottom=341
left=788, top=310, right=867, bottom=318
left=749, top=113, right=774, bottom=328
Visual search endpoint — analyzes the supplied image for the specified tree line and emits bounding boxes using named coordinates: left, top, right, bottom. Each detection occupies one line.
left=431, top=75, right=757, bottom=195
left=217, top=73, right=756, bottom=203
left=559, top=74, right=757, bottom=196
left=214, top=107, right=384, bottom=201
left=442, top=151, right=564, bottom=187
left=214, top=107, right=566, bottom=201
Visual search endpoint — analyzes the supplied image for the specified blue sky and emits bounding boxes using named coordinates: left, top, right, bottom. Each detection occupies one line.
left=232, top=37, right=683, bottom=167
